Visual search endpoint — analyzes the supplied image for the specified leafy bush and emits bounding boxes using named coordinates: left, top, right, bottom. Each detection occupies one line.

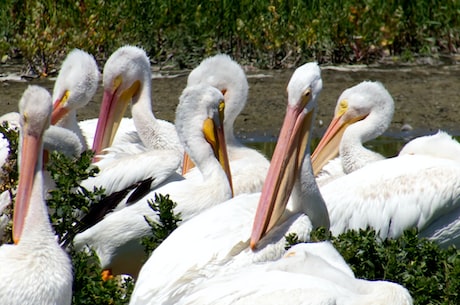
left=0, top=122, right=19, bottom=194
left=71, top=247, right=134, bottom=305
left=46, top=150, right=105, bottom=244
left=141, top=193, right=182, bottom=257
left=45, top=150, right=137, bottom=304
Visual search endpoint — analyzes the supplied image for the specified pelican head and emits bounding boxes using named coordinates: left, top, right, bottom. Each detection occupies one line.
left=51, top=49, right=100, bottom=125
left=311, top=81, right=394, bottom=175
left=13, top=85, right=52, bottom=244
left=92, top=45, right=151, bottom=155
left=187, top=54, right=248, bottom=138
left=176, top=84, right=233, bottom=195
left=250, top=62, right=323, bottom=249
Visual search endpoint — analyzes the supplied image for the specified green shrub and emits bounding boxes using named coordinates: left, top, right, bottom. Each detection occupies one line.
left=1, top=0, right=459, bottom=70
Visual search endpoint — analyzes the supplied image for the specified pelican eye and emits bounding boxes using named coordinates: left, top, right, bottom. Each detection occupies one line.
left=300, top=88, right=312, bottom=108
left=337, top=99, right=349, bottom=116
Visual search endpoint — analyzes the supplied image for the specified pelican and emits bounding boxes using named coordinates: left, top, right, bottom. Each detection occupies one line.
left=176, top=242, right=412, bottom=305
left=311, top=81, right=394, bottom=186
left=316, top=139, right=460, bottom=247
left=185, top=54, right=270, bottom=195
left=129, top=62, right=332, bottom=305
left=74, top=84, right=232, bottom=278
left=51, top=48, right=100, bottom=152
left=398, top=130, right=460, bottom=162
left=92, top=45, right=181, bottom=156
left=81, top=45, right=183, bottom=195
left=0, top=86, right=72, bottom=304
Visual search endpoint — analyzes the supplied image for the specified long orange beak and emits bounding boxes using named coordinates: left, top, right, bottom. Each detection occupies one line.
left=311, top=105, right=366, bottom=176
left=310, top=114, right=346, bottom=176
left=51, top=90, right=70, bottom=125
left=203, top=100, right=233, bottom=197
left=92, top=78, right=139, bottom=159
left=12, top=130, right=41, bottom=244
left=250, top=95, right=314, bottom=250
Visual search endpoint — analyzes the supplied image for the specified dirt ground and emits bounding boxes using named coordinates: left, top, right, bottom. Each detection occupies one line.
left=1, top=64, right=459, bottom=140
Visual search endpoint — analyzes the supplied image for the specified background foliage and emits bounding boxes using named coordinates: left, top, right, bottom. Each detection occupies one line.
left=1, top=0, right=459, bottom=73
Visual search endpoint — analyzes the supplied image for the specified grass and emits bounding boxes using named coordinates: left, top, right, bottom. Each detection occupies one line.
left=0, top=0, right=459, bottom=73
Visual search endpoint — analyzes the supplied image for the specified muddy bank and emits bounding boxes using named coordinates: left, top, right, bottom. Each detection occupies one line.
left=1, top=64, right=459, bottom=140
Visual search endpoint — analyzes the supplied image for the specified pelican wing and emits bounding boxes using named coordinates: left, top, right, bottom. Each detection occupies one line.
left=81, top=149, right=181, bottom=196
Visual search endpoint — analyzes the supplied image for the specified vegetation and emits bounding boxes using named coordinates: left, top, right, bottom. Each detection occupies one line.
left=1, top=0, right=459, bottom=73
left=141, top=193, right=182, bottom=257
left=0, top=122, right=19, bottom=194
left=46, top=150, right=105, bottom=245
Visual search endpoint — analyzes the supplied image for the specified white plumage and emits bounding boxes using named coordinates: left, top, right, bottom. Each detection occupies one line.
left=399, top=130, right=460, bottom=162
left=175, top=242, right=412, bottom=305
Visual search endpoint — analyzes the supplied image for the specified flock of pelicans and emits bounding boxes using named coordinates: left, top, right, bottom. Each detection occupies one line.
left=0, top=45, right=459, bottom=304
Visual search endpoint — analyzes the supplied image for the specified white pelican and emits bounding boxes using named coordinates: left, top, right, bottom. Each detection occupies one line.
left=129, top=62, right=332, bottom=305
left=82, top=45, right=183, bottom=195
left=399, top=130, right=460, bottom=162
left=74, top=84, right=232, bottom=278
left=51, top=48, right=100, bottom=152
left=185, top=54, right=270, bottom=195
left=91, top=45, right=181, bottom=156
left=176, top=242, right=412, bottom=305
left=0, top=86, right=72, bottom=304
left=317, top=140, right=460, bottom=247
left=311, top=81, right=394, bottom=186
